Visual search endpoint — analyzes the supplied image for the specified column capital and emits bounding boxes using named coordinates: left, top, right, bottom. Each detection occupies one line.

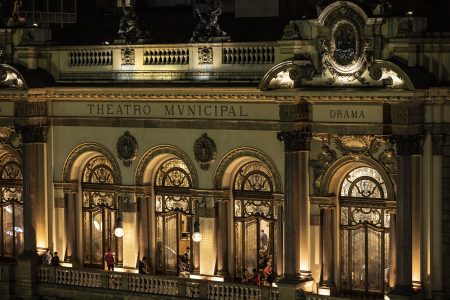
left=277, top=131, right=310, bottom=151
left=389, top=134, right=423, bottom=156
left=432, top=134, right=446, bottom=155
left=16, top=125, right=47, bottom=143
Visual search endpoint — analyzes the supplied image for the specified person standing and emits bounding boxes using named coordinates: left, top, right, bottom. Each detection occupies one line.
left=260, top=230, right=268, bottom=251
left=51, top=252, right=60, bottom=267
left=104, top=248, right=115, bottom=271
left=139, top=257, right=148, bottom=274
left=44, top=248, right=52, bottom=265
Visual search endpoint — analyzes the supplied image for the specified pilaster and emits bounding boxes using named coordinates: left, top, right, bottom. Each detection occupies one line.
left=388, top=134, right=423, bottom=298
left=277, top=130, right=312, bottom=290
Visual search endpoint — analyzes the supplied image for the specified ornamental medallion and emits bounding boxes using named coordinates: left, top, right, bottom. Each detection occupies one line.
left=193, top=133, right=216, bottom=170
left=116, top=131, right=138, bottom=167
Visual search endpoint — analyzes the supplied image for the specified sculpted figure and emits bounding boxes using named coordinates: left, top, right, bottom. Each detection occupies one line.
left=191, top=0, right=228, bottom=42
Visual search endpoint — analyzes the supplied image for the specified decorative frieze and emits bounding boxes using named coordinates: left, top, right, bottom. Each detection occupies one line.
left=277, top=131, right=310, bottom=152
left=334, top=135, right=381, bottom=157
left=143, top=48, right=189, bottom=65
left=69, top=50, right=112, bottom=67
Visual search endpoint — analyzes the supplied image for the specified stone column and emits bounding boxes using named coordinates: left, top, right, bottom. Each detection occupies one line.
left=277, top=131, right=310, bottom=284
left=15, top=125, right=47, bottom=300
left=389, top=135, right=422, bottom=296
left=389, top=212, right=397, bottom=289
left=138, top=195, right=149, bottom=262
left=18, top=125, right=48, bottom=256
left=276, top=201, right=284, bottom=277
left=431, top=134, right=444, bottom=299
left=191, top=197, right=200, bottom=275
left=215, top=196, right=229, bottom=279
left=319, top=205, right=335, bottom=294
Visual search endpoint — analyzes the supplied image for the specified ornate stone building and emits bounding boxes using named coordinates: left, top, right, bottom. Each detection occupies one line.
left=0, top=1, right=449, bottom=299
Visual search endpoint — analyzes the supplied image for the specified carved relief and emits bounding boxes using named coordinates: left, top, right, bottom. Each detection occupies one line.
left=378, top=148, right=397, bottom=173
left=320, top=6, right=369, bottom=82
left=198, top=47, right=213, bottom=64
left=121, top=48, right=135, bottom=65
left=310, top=145, right=337, bottom=194
left=334, top=135, right=381, bottom=158
left=278, top=131, right=310, bottom=152
left=116, top=131, right=138, bottom=167
left=0, top=64, right=26, bottom=89
left=0, top=127, right=18, bottom=146
left=259, top=61, right=315, bottom=91
left=193, top=133, right=216, bottom=170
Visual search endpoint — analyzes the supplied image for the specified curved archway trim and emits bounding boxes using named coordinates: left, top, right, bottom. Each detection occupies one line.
left=135, top=144, right=199, bottom=188
left=320, top=155, right=395, bottom=200
left=213, top=147, right=282, bottom=192
left=62, top=143, right=122, bottom=183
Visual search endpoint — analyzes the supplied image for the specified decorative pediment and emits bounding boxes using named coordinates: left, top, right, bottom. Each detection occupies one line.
left=258, top=60, right=315, bottom=91
left=0, top=64, right=26, bottom=89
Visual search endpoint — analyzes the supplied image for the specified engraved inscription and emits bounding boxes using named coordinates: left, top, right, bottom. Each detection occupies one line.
left=329, top=109, right=365, bottom=119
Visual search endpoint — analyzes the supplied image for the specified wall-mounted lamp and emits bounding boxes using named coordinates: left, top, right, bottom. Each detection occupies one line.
left=114, top=194, right=127, bottom=238
left=192, top=198, right=205, bottom=242
left=114, top=216, right=124, bottom=237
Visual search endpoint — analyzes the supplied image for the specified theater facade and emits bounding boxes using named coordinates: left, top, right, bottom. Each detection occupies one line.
left=0, top=1, right=449, bottom=299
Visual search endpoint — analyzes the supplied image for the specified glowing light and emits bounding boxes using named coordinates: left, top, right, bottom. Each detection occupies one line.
left=318, top=287, right=331, bottom=296
left=32, top=23, right=39, bottom=27
left=114, top=226, right=124, bottom=238
left=14, top=226, right=23, bottom=233
left=406, top=11, right=413, bottom=15
left=93, top=220, right=101, bottom=231
left=192, top=231, right=202, bottom=242
left=5, top=206, right=12, bottom=214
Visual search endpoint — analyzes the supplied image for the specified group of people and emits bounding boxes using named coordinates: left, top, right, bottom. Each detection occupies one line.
left=242, top=254, right=275, bottom=286
left=41, top=248, right=60, bottom=267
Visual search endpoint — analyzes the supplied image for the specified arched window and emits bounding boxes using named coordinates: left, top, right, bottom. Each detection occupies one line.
left=82, top=156, right=121, bottom=268
left=233, top=161, right=278, bottom=282
left=0, top=153, right=23, bottom=257
left=155, top=158, right=193, bottom=275
left=339, top=166, right=393, bottom=296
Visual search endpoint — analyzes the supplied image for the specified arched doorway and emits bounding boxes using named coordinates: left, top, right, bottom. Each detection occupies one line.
left=233, top=161, right=279, bottom=282
left=339, top=166, right=395, bottom=295
left=82, top=155, right=122, bottom=268
left=154, top=157, right=194, bottom=276
left=0, top=152, right=23, bottom=257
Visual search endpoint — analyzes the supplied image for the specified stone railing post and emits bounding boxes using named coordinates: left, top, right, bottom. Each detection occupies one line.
left=199, top=280, right=208, bottom=299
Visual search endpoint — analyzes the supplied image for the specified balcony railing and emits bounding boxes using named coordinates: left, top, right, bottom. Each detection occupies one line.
left=14, top=41, right=294, bottom=82
left=38, top=266, right=279, bottom=300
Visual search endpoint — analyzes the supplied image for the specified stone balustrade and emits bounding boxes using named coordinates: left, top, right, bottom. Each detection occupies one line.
left=14, top=41, right=292, bottom=82
left=36, top=266, right=281, bottom=300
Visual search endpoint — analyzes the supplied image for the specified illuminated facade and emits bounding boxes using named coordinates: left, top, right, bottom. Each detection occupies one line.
left=0, top=1, right=449, bottom=299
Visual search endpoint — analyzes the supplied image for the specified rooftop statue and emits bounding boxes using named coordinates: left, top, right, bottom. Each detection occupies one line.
left=117, top=0, right=143, bottom=44
left=191, top=0, right=230, bottom=43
